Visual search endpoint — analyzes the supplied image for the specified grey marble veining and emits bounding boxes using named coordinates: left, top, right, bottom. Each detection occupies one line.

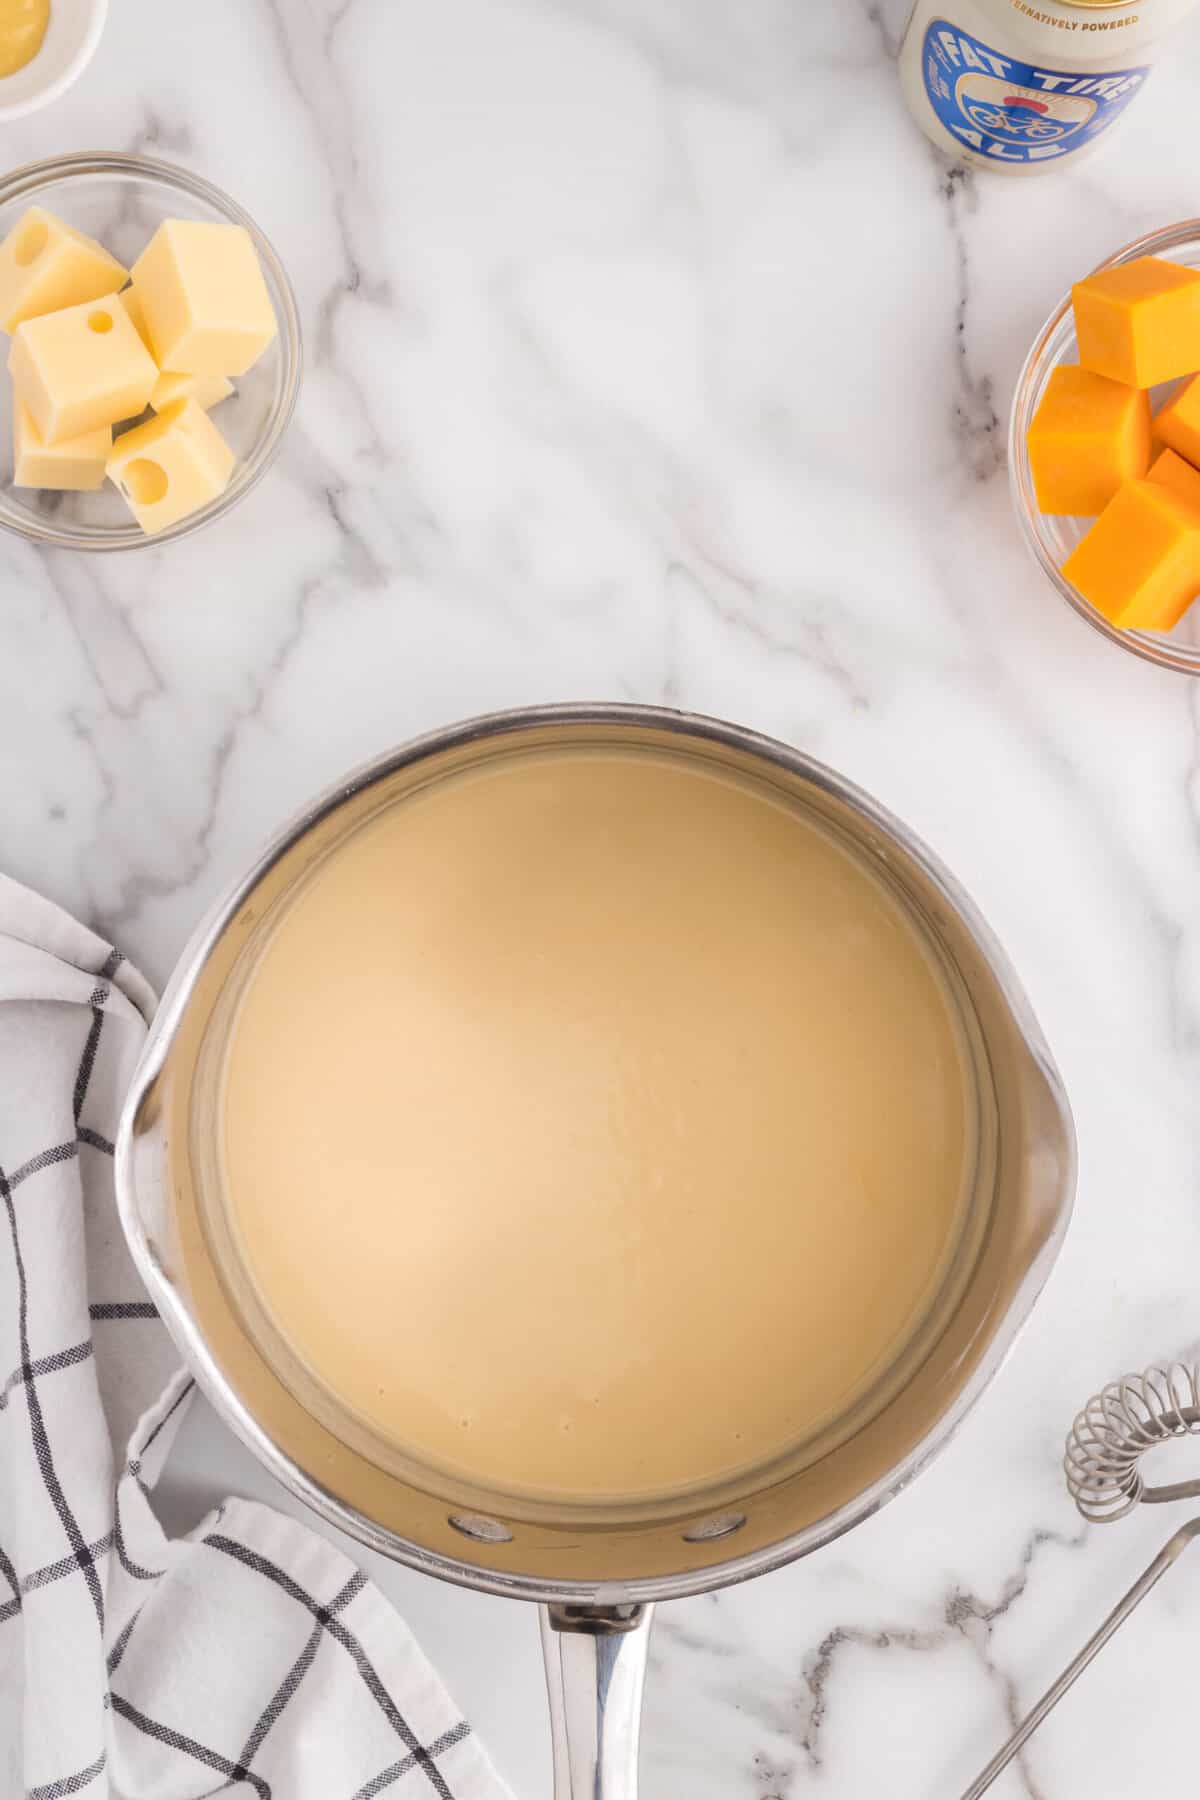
left=5, top=1, right=1200, bottom=1793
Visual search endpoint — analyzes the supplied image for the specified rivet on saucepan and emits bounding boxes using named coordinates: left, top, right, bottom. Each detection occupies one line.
left=448, top=1513, right=514, bottom=1544
left=682, top=1511, right=747, bottom=1543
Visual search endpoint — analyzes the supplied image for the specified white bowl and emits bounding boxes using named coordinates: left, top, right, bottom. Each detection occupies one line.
left=0, top=0, right=106, bottom=122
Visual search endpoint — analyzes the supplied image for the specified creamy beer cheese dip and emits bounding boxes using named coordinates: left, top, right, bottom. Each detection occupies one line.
left=219, top=745, right=975, bottom=1502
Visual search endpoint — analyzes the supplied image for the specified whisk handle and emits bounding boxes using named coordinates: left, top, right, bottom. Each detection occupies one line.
left=960, top=1518, right=1200, bottom=1800
left=1140, top=1477, right=1200, bottom=1505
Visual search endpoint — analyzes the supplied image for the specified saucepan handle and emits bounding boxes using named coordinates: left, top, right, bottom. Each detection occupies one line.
left=539, top=1602, right=654, bottom=1798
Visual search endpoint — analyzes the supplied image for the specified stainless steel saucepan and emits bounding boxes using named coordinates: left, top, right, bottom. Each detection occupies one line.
left=115, top=704, right=1075, bottom=1798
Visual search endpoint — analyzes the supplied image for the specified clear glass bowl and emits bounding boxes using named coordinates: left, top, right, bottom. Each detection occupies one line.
left=1009, top=219, right=1200, bottom=677
left=0, top=152, right=301, bottom=551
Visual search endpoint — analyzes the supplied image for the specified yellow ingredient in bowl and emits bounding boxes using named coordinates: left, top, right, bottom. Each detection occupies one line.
left=0, top=208, right=126, bottom=335
left=116, top=285, right=234, bottom=412
left=106, top=397, right=235, bottom=533
left=12, top=397, right=108, bottom=491
left=9, top=292, right=157, bottom=443
left=131, top=219, right=278, bottom=377
left=0, top=0, right=49, bottom=78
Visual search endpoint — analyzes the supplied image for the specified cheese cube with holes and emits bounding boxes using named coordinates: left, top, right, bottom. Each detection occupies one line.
left=106, top=397, right=236, bottom=533
left=8, top=294, right=158, bottom=443
left=131, top=219, right=277, bottom=377
left=0, top=207, right=128, bottom=334
left=117, top=286, right=234, bottom=413
left=12, top=398, right=110, bottom=490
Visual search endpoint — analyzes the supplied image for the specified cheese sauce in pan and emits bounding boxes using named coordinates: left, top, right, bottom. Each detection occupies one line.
left=219, top=747, right=974, bottom=1501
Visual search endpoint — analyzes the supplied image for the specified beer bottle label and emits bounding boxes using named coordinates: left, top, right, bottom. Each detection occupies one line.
left=920, top=18, right=1150, bottom=163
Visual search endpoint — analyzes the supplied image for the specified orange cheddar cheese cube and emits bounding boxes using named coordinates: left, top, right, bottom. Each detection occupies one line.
left=1026, top=365, right=1150, bottom=515
left=1154, top=371, right=1200, bottom=467
left=1063, top=478, right=1200, bottom=632
left=1147, top=446, right=1200, bottom=514
left=1073, top=257, right=1200, bottom=389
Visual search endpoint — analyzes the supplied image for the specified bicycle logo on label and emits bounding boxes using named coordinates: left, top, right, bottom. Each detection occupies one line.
left=959, top=72, right=1096, bottom=145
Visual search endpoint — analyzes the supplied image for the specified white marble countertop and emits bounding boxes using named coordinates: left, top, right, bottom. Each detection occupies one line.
left=5, top=0, right=1200, bottom=1793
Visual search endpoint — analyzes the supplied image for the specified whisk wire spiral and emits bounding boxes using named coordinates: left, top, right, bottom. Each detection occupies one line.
left=1064, top=1362, right=1200, bottom=1523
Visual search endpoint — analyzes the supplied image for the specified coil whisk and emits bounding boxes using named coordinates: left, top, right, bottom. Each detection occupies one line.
left=1064, top=1362, right=1200, bottom=1524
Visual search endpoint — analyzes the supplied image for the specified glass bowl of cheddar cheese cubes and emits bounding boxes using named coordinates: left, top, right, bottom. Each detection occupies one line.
left=0, top=152, right=300, bottom=549
left=1010, top=220, right=1200, bottom=677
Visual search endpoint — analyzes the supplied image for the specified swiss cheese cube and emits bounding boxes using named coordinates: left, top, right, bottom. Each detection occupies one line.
left=0, top=207, right=128, bottom=335
left=1062, top=478, right=1200, bottom=632
left=106, top=396, right=236, bottom=534
left=12, top=398, right=110, bottom=491
left=1026, top=365, right=1151, bottom=516
left=131, top=220, right=277, bottom=377
left=1073, top=257, right=1200, bottom=389
left=9, top=294, right=158, bottom=444
left=149, top=369, right=234, bottom=412
left=116, top=283, right=148, bottom=344
left=117, top=286, right=234, bottom=412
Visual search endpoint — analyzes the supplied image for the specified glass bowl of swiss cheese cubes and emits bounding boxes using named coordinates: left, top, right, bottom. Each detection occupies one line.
left=1010, top=219, right=1200, bottom=677
left=0, top=151, right=300, bottom=548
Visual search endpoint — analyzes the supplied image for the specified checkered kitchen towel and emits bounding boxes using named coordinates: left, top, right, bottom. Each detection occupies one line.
left=0, top=876, right=511, bottom=1800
